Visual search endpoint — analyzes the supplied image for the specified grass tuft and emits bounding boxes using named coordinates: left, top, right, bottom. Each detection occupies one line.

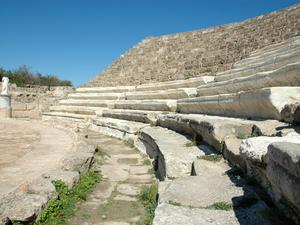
left=34, top=171, right=101, bottom=225
left=206, top=201, right=233, bottom=211
left=137, top=183, right=158, bottom=225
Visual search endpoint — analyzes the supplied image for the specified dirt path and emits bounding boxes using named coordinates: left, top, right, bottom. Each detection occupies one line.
left=69, top=132, right=155, bottom=225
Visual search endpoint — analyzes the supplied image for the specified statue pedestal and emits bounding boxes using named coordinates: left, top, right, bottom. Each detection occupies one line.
left=0, top=95, right=12, bottom=118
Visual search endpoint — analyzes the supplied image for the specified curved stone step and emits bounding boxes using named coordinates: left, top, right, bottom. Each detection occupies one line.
left=59, top=99, right=112, bottom=107
left=198, top=62, right=300, bottom=96
left=91, top=117, right=149, bottom=139
left=113, top=99, right=177, bottom=112
left=138, top=126, right=205, bottom=180
left=100, top=109, right=170, bottom=124
left=234, top=43, right=300, bottom=70
left=76, top=86, right=135, bottom=93
left=178, top=87, right=300, bottom=120
left=67, top=92, right=125, bottom=100
left=216, top=50, right=300, bottom=82
left=134, top=76, right=214, bottom=91
left=125, top=88, right=197, bottom=100
left=43, top=111, right=95, bottom=120
left=234, top=36, right=300, bottom=67
left=248, top=36, right=300, bottom=58
left=76, top=76, right=214, bottom=94
left=50, top=105, right=105, bottom=115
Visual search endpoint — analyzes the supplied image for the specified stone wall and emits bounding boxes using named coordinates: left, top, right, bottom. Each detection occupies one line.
left=3, top=83, right=74, bottom=119
left=86, top=4, right=300, bottom=87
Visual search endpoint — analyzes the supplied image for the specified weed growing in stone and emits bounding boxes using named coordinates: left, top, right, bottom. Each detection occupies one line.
left=34, top=171, right=101, bottom=225
left=206, top=201, right=233, bottom=211
left=95, top=147, right=108, bottom=158
left=138, top=183, right=158, bottom=225
left=198, top=154, right=223, bottom=162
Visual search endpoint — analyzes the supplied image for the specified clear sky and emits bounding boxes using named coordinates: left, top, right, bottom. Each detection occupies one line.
left=0, top=0, right=299, bottom=86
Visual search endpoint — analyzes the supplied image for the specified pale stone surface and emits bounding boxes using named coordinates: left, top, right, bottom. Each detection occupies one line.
left=267, top=142, right=300, bottom=177
left=153, top=202, right=271, bottom=225
left=102, top=109, right=168, bottom=124
left=139, top=126, right=205, bottom=180
left=126, top=88, right=197, bottom=100
left=93, top=117, right=149, bottom=134
left=178, top=87, right=300, bottom=120
left=116, top=183, right=140, bottom=196
left=240, top=132, right=300, bottom=164
left=157, top=113, right=254, bottom=151
left=114, top=99, right=177, bottom=112
left=0, top=119, right=75, bottom=198
left=159, top=175, right=244, bottom=208
left=197, top=62, right=300, bottom=96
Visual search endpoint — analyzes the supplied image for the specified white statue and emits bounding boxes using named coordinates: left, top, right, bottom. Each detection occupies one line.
left=1, top=77, right=9, bottom=95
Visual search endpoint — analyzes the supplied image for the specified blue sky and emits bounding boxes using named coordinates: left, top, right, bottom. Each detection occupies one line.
left=0, top=0, right=299, bottom=86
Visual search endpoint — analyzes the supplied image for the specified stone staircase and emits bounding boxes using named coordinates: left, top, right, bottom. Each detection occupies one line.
left=43, top=35, right=300, bottom=224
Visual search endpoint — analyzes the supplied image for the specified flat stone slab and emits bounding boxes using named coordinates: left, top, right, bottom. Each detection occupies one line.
left=139, top=126, right=205, bottom=180
left=197, top=62, right=300, bottom=97
left=240, top=131, right=300, bottom=164
left=0, top=119, right=76, bottom=198
left=153, top=203, right=271, bottom=225
left=178, top=87, right=300, bottom=120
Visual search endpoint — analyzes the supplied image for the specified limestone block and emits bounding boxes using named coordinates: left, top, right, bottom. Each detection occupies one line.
left=135, top=76, right=214, bottom=91
left=240, top=132, right=300, bottom=164
left=198, top=62, right=300, bottom=96
left=267, top=142, right=300, bottom=179
left=125, top=88, right=197, bottom=100
left=281, top=102, right=300, bottom=125
left=159, top=175, right=244, bottom=208
left=139, top=126, right=204, bottom=180
left=76, top=86, right=135, bottom=93
left=68, top=92, right=125, bottom=100
left=102, top=109, right=168, bottom=124
left=153, top=202, right=271, bottom=225
left=114, top=100, right=177, bottom=112
left=178, top=87, right=300, bottom=120
left=59, top=99, right=111, bottom=107
left=157, top=113, right=254, bottom=151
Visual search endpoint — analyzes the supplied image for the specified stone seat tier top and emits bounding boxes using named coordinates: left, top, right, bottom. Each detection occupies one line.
left=76, top=76, right=214, bottom=94
left=233, top=35, right=300, bottom=67
left=215, top=45, right=300, bottom=82
left=197, top=62, right=300, bottom=97
left=178, top=87, right=300, bottom=120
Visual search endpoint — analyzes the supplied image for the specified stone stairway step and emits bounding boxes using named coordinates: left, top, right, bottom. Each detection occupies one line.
left=114, top=99, right=177, bottom=112
left=59, top=99, right=112, bottom=107
left=76, top=86, right=135, bottom=93
left=67, top=92, right=125, bottom=100
left=234, top=36, right=300, bottom=67
left=134, top=76, right=214, bottom=91
left=248, top=36, right=300, bottom=58
left=43, top=111, right=95, bottom=120
left=139, top=126, right=205, bottom=180
left=233, top=42, right=300, bottom=70
left=91, top=117, right=150, bottom=140
left=76, top=76, right=214, bottom=94
left=178, top=87, right=300, bottom=120
left=216, top=49, right=300, bottom=82
left=125, top=88, right=197, bottom=100
left=50, top=105, right=105, bottom=115
left=100, top=109, right=170, bottom=124
left=198, top=62, right=300, bottom=96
